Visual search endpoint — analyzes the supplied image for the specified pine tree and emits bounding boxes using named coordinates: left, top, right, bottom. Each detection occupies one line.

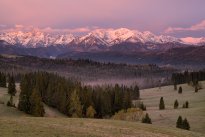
left=174, top=100, right=179, bottom=109
left=68, top=90, right=82, bottom=118
left=182, top=118, right=190, bottom=130
left=86, top=105, right=96, bottom=118
left=142, top=113, right=152, bottom=124
left=18, top=74, right=33, bottom=113
left=159, top=97, right=165, bottom=110
left=0, top=72, right=7, bottom=88
left=7, top=74, right=16, bottom=107
left=176, top=116, right=183, bottom=128
left=29, top=89, right=45, bottom=117
left=8, top=75, right=16, bottom=96
left=178, top=86, right=182, bottom=94
left=123, top=90, right=132, bottom=110
left=2, top=74, right=7, bottom=88
left=185, top=101, right=189, bottom=108
left=114, top=86, right=123, bottom=112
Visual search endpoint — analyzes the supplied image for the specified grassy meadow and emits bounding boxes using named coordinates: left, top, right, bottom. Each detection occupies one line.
left=140, top=81, right=205, bottom=133
left=0, top=82, right=204, bottom=137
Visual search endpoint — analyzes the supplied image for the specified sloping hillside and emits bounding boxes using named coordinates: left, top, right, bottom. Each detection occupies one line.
left=0, top=83, right=204, bottom=137
left=140, top=81, right=205, bottom=133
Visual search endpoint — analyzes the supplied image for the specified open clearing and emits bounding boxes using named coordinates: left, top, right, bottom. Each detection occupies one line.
left=0, top=82, right=204, bottom=137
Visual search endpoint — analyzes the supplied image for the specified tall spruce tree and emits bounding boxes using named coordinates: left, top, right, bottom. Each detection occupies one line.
left=7, top=74, right=16, bottom=107
left=0, top=72, right=7, bottom=88
left=68, top=90, right=82, bottom=118
left=29, top=89, right=45, bottom=117
left=8, top=75, right=16, bottom=96
left=123, top=90, right=132, bottom=110
left=159, top=97, right=165, bottom=110
left=18, top=74, right=33, bottom=113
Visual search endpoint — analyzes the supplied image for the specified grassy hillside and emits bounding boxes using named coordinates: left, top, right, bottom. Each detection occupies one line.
left=140, top=81, right=205, bottom=133
left=0, top=85, right=27, bottom=117
left=0, top=82, right=204, bottom=137
left=0, top=117, right=204, bottom=137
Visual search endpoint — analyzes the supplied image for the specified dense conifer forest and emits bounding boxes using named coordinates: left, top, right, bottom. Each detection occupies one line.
left=172, top=71, right=205, bottom=85
left=18, top=72, right=140, bottom=118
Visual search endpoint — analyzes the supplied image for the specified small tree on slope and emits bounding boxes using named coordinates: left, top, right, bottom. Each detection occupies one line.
left=159, top=97, right=165, bottom=110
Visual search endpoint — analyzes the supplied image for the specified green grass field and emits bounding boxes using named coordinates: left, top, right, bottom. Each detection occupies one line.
left=0, top=82, right=204, bottom=137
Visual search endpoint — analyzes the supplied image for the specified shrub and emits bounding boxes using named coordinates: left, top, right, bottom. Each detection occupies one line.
left=113, top=108, right=143, bottom=121
left=86, top=106, right=96, bottom=118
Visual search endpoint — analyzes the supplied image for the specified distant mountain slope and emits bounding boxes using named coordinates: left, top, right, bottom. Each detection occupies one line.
left=1, top=39, right=204, bottom=68
left=58, top=46, right=205, bottom=67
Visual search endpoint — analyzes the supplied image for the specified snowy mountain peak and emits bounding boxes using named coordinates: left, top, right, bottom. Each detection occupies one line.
left=181, top=37, right=205, bottom=45
left=1, top=27, right=201, bottom=48
left=0, top=30, right=75, bottom=48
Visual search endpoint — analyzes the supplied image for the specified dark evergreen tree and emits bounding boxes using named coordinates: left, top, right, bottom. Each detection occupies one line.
left=176, top=116, right=190, bottom=130
left=29, top=89, right=45, bottom=117
left=0, top=72, right=7, bottom=88
left=176, top=116, right=183, bottom=128
left=7, top=74, right=16, bottom=107
left=8, top=74, right=16, bottom=96
left=182, top=118, right=190, bottom=130
left=174, top=99, right=179, bottom=109
left=18, top=74, right=34, bottom=114
left=142, top=113, right=152, bottom=124
left=178, top=86, right=182, bottom=94
left=185, top=101, right=189, bottom=108
left=182, top=101, right=189, bottom=108
left=159, top=97, right=165, bottom=110
left=123, top=90, right=132, bottom=110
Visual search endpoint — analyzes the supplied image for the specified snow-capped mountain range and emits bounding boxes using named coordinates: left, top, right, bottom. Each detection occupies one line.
left=1, top=28, right=203, bottom=48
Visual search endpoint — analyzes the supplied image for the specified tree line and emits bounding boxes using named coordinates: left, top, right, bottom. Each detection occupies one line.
left=0, top=72, right=7, bottom=88
left=18, top=71, right=140, bottom=118
left=172, top=70, right=205, bottom=86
